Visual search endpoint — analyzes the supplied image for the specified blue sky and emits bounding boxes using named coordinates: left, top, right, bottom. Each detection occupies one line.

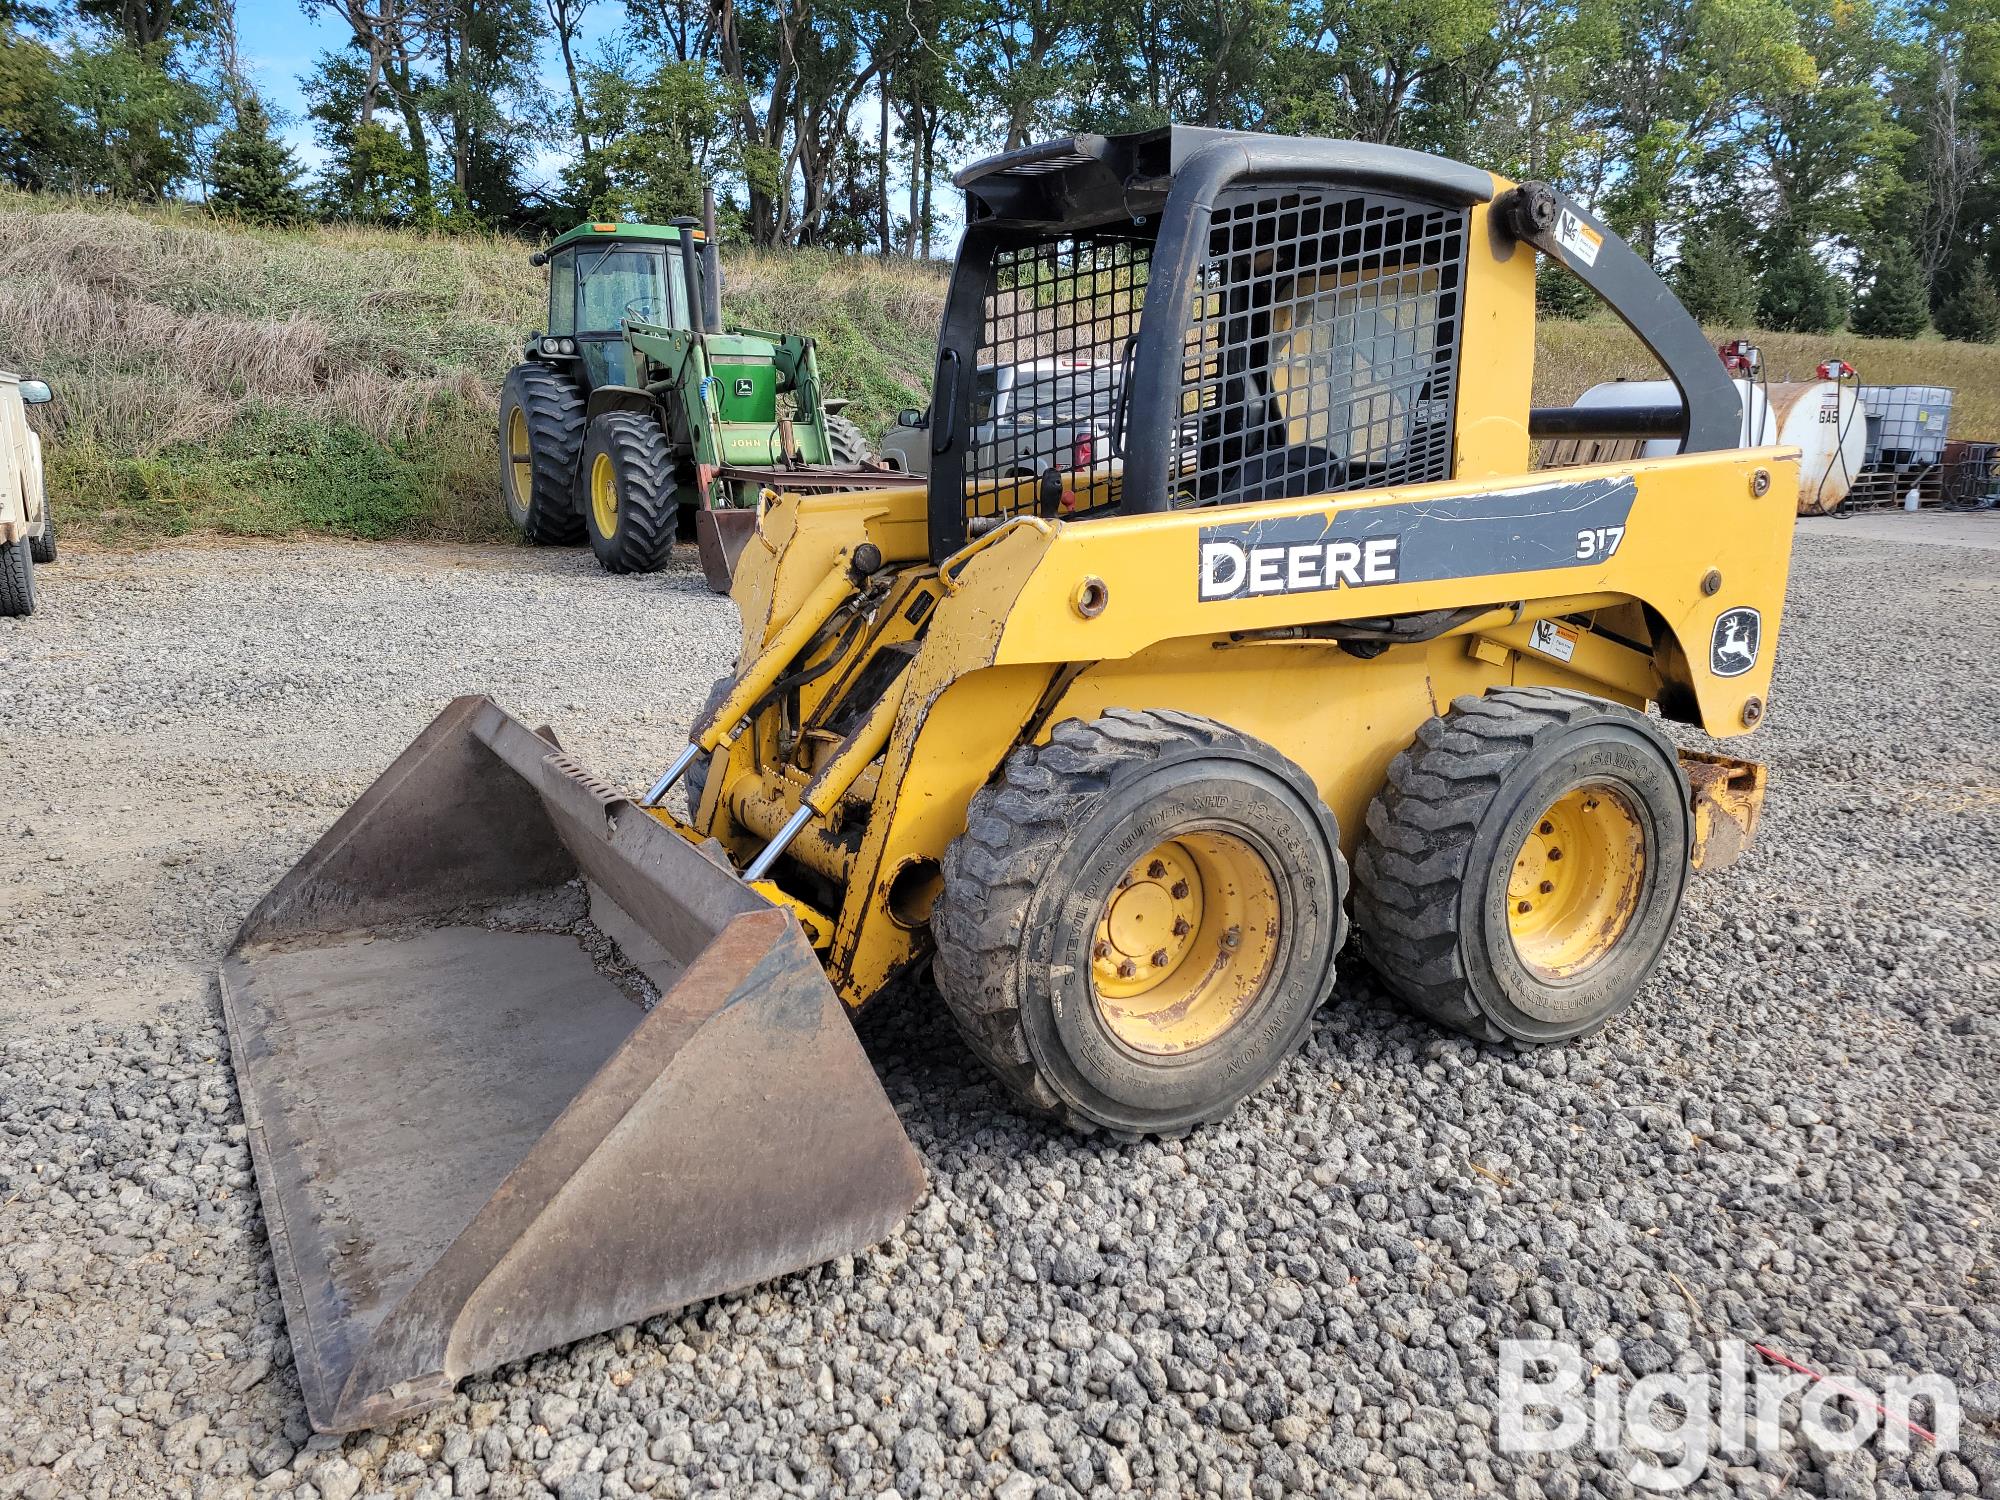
left=232, top=0, right=622, bottom=169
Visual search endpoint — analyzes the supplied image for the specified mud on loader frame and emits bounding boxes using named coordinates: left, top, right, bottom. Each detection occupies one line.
left=225, top=126, right=1795, bottom=1431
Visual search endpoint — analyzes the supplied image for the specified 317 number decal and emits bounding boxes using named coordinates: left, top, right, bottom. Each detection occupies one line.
left=1575, top=526, right=1625, bottom=560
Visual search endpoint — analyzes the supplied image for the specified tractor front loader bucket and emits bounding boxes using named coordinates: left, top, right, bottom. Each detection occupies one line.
left=694, top=509, right=757, bottom=595
left=219, top=696, right=926, bottom=1432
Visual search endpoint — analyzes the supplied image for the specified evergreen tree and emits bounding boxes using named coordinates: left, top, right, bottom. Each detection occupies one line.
left=1535, top=259, right=1593, bottom=320
left=1756, top=244, right=1847, bottom=332
left=1671, top=237, right=1758, bottom=325
left=212, top=92, right=307, bottom=225
left=1851, top=241, right=1930, bottom=337
left=1935, top=260, right=2000, bottom=342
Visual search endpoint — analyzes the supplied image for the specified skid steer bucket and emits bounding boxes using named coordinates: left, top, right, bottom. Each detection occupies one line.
left=219, top=697, right=926, bottom=1432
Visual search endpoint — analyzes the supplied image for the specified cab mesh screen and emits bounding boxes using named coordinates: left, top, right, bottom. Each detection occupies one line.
left=1176, top=189, right=1467, bottom=507
left=965, top=230, right=1152, bottom=526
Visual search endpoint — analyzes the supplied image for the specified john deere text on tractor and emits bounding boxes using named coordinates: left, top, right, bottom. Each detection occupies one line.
left=499, top=218, right=872, bottom=589
left=228, top=127, right=1796, bottom=1432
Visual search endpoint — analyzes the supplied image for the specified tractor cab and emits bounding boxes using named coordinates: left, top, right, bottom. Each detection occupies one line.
left=529, top=222, right=712, bottom=392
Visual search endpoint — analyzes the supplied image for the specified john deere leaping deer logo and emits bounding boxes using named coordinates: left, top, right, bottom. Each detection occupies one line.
left=1710, top=607, right=1762, bottom=678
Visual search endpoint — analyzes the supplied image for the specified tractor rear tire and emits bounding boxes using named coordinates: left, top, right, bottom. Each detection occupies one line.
left=581, top=411, right=678, bottom=574
left=0, top=538, right=34, bottom=616
left=1352, top=687, right=1692, bottom=1045
left=499, top=363, right=586, bottom=545
left=933, top=709, right=1347, bottom=1138
left=29, top=511, right=55, bottom=564
left=825, top=412, right=872, bottom=467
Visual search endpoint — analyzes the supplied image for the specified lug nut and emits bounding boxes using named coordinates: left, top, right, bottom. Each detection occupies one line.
left=1517, top=900, right=1533, bottom=914
left=1221, top=927, right=1241, bottom=951
left=1093, top=940, right=1111, bottom=960
left=1538, top=820, right=1554, bottom=836
left=1151, top=949, right=1170, bottom=967
left=1547, top=847, right=1563, bottom=861
left=1172, top=916, right=1191, bottom=937
left=1539, top=880, right=1554, bottom=894
left=1117, top=959, right=1138, bottom=978
left=1147, top=859, right=1167, bottom=879
left=1170, top=879, right=1190, bottom=899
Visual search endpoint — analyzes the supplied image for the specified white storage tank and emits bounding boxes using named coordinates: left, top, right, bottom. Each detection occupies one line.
left=1571, top=377, right=1865, bottom=513
left=1571, top=377, right=1770, bottom=456
left=1859, top=385, right=1953, bottom=464
left=1759, top=381, right=1867, bottom=515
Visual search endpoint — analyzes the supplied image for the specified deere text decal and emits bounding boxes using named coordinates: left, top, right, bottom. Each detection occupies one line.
left=1196, top=475, right=1639, bottom=602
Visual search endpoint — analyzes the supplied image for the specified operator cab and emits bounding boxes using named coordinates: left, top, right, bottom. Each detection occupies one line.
left=531, top=223, right=703, bottom=392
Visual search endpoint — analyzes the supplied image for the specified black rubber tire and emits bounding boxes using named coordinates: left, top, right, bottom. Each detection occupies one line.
left=825, top=411, right=872, bottom=466
left=498, top=362, right=586, bottom=545
left=1352, top=687, right=1693, bottom=1045
left=580, top=411, right=678, bottom=574
left=683, top=675, right=732, bottom=823
left=932, top=709, right=1347, bottom=1138
left=29, top=510, right=55, bottom=565
left=0, top=538, right=34, bottom=617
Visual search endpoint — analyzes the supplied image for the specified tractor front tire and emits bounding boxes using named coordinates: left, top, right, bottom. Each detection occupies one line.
left=825, top=411, right=872, bottom=467
left=499, top=363, right=586, bottom=545
left=581, top=412, right=678, bottom=574
left=29, top=511, right=55, bottom=565
left=0, top=538, right=34, bottom=616
left=933, top=710, right=1347, bottom=1138
left=1353, top=687, right=1692, bottom=1045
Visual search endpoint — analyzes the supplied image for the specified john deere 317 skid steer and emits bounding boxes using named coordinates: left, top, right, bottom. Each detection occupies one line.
left=223, top=127, right=1795, bottom=1431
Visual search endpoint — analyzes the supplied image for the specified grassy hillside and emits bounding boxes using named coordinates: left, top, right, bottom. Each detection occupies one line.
left=0, top=191, right=1991, bottom=544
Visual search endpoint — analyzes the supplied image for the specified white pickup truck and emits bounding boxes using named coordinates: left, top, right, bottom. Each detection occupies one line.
left=1, top=369, right=55, bottom=616
left=878, top=359, right=1121, bottom=479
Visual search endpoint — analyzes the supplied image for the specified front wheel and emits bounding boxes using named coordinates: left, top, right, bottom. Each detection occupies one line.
left=932, top=710, right=1347, bottom=1138
left=29, top=510, right=55, bottom=565
left=581, top=411, right=678, bottom=574
left=1353, top=687, right=1693, bottom=1044
left=0, top=537, right=35, bottom=616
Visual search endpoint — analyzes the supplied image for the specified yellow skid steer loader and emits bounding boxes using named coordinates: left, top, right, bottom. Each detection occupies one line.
left=223, top=127, right=1795, bottom=1431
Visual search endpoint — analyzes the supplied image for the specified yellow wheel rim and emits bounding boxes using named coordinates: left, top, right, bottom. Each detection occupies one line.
left=590, top=451, right=618, bottom=537
left=507, top=408, right=532, bottom=508
left=1506, top=784, right=1646, bottom=980
left=1089, top=832, right=1279, bottom=1055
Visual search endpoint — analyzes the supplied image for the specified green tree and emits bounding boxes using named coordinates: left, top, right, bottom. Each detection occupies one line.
left=1756, top=243, right=1847, bottom=331
left=305, top=50, right=427, bottom=221
left=1851, top=240, right=1929, bottom=337
left=0, top=24, right=72, bottom=189
left=55, top=39, right=215, bottom=198
left=212, top=92, right=308, bottom=224
left=1671, top=236, right=1758, bottom=324
left=1536, top=259, right=1594, bottom=319
left=1935, top=259, right=2000, bottom=341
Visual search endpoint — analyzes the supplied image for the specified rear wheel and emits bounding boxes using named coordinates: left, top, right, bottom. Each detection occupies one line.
left=1353, top=687, right=1692, bottom=1044
left=933, top=710, right=1346, bottom=1137
left=581, top=411, right=678, bottom=574
left=29, top=511, right=55, bottom=564
left=0, top=538, right=34, bottom=616
left=499, top=363, right=586, bottom=545
left=824, top=411, right=871, bottom=467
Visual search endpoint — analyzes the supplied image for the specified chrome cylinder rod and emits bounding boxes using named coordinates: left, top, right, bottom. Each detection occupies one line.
left=742, top=804, right=817, bottom=883
left=639, top=742, right=705, bottom=809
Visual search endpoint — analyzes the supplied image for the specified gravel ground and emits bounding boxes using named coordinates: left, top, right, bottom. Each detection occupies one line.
left=2, top=527, right=1997, bottom=1500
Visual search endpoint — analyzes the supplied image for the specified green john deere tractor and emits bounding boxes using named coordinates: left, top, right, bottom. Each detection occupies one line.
left=499, top=219, right=873, bottom=591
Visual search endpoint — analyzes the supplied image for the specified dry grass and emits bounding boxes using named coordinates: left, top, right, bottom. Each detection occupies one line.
left=3, top=188, right=1993, bottom=544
